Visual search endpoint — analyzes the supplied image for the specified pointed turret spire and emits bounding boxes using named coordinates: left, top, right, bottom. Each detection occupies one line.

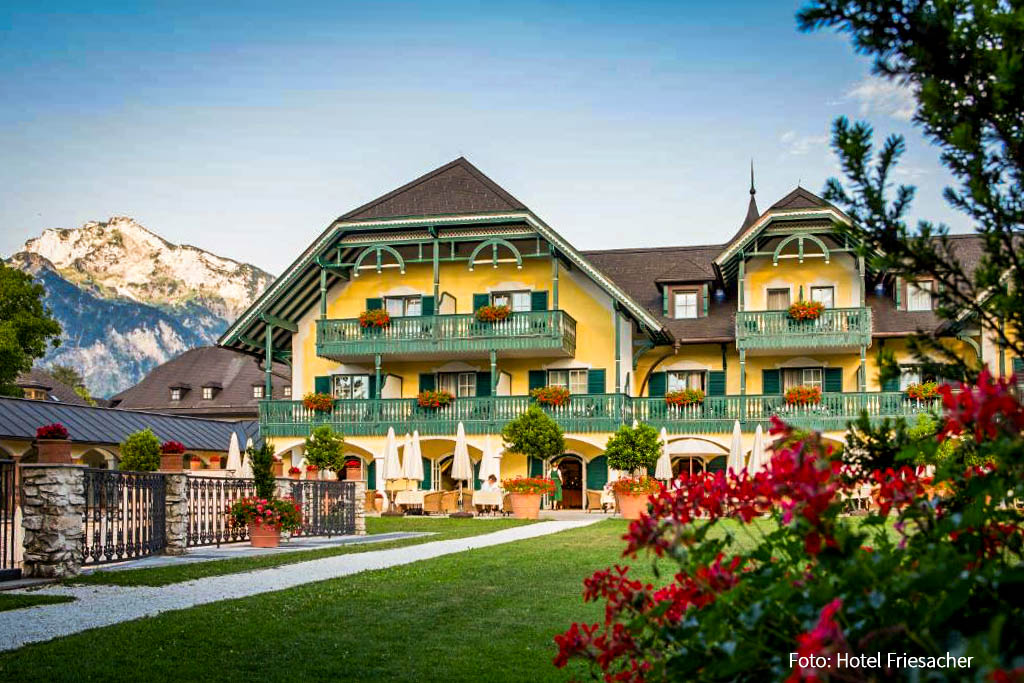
left=742, top=160, right=759, bottom=230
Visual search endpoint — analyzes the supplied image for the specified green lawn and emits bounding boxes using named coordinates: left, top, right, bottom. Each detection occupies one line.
left=0, top=593, right=75, bottom=613
left=1, top=520, right=645, bottom=682
left=68, top=517, right=535, bottom=587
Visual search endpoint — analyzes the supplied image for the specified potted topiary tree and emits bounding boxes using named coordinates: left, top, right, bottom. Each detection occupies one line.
left=501, top=405, right=564, bottom=518
left=304, top=425, right=345, bottom=478
left=604, top=423, right=662, bottom=520
left=228, top=441, right=301, bottom=548
left=121, top=428, right=162, bottom=471
left=35, top=423, right=71, bottom=464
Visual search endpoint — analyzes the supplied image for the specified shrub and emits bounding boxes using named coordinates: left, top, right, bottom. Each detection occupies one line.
left=119, top=428, right=161, bottom=471
left=302, top=392, right=333, bottom=412
left=787, top=300, right=825, bottom=321
left=603, top=423, right=660, bottom=475
left=358, top=309, right=390, bottom=328
left=304, top=425, right=345, bottom=474
left=474, top=304, right=511, bottom=323
left=501, top=405, right=565, bottom=462
left=664, top=388, right=704, bottom=407
left=501, top=476, right=556, bottom=495
left=417, top=390, right=454, bottom=409
left=246, top=441, right=276, bottom=500
left=530, top=385, right=571, bottom=407
left=35, top=423, right=68, bottom=440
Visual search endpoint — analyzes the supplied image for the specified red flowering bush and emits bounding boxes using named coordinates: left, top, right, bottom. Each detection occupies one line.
left=502, top=476, right=556, bottom=495
left=227, top=496, right=302, bottom=533
left=555, top=368, right=1024, bottom=681
left=36, top=423, right=69, bottom=440
left=610, top=475, right=661, bottom=495
left=788, top=300, right=826, bottom=321
left=474, top=304, right=511, bottom=323
left=302, top=392, right=334, bottom=412
left=160, top=440, right=185, bottom=454
left=664, top=388, right=704, bottom=407
left=905, top=381, right=939, bottom=400
left=785, top=385, right=822, bottom=405
left=358, top=308, right=391, bottom=329
left=417, top=389, right=454, bottom=409
left=531, top=385, right=571, bottom=407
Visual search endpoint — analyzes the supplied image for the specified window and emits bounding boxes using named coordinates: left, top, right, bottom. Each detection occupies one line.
left=783, top=367, right=822, bottom=390
left=810, top=286, right=835, bottom=309
left=170, top=388, right=183, bottom=401
left=24, top=388, right=47, bottom=400
left=333, top=374, right=369, bottom=400
left=767, top=288, right=791, bottom=310
left=252, top=386, right=264, bottom=399
left=492, top=291, right=531, bottom=312
left=667, top=370, right=705, bottom=392
left=283, top=386, right=292, bottom=398
left=437, top=372, right=476, bottom=397
left=202, top=387, right=214, bottom=400
left=672, top=290, right=698, bottom=319
left=899, top=366, right=936, bottom=390
left=907, top=280, right=933, bottom=311
left=383, top=295, right=422, bottom=317
left=548, top=369, right=588, bottom=394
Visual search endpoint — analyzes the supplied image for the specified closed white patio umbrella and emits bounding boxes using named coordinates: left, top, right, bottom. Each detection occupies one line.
left=479, top=434, right=501, bottom=483
left=226, top=432, right=242, bottom=473
left=727, top=420, right=744, bottom=475
left=450, top=422, right=474, bottom=516
left=381, top=427, right=403, bottom=515
left=239, top=436, right=255, bottom=479
left=655, top=427, right=673, bottom=482
left=748, top=425, right=767, bottom=476
left=402, top=431, right=425, bottom=483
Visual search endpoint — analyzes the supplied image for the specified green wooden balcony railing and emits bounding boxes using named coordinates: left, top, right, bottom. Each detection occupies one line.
left=260, top=391, right=940, bottom=438
left=315, top=310, right=577, bottom=360
left=735, top=307, right=872, bottom=351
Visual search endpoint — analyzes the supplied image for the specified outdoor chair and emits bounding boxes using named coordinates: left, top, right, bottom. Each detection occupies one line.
left=440, top=490, right=460, bottom=513
left=502, top=493, right=512, bottom=516
left=586, top=490, right=607, bottom=513
left=365, top=491, right=382, bottom=514
left=422, top=491, right=444, bottom=515
left=461, top=491, right=474, bottom=511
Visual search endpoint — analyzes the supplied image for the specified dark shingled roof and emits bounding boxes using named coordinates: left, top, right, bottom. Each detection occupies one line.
left=110, top=347, right=289, bottom=418
left=338, top=157, right=528, bottom=222
left=16, top=368, right=91, bottom=406
left=770, top=186, right=833, bottom=211
left=0, top=396, right=259, bottom=452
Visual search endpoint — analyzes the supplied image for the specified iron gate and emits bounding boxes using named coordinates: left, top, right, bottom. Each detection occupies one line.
left=0, top=459, right=17, bottom=580
left=82, top=469, right=166, bottom=565
left=186, top=476, right=256, bottom=547
left=290, top=480, right=356, bottom=537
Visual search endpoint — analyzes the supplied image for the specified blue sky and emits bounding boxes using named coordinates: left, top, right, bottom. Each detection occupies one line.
left=0, top=1, right=964, bottom=274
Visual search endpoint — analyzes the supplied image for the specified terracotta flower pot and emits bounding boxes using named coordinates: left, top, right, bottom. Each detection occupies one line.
left=209, top=457, right=221, bottom=469
left=248, top=524, right=281, bottom=548
left=345, top=466, right=361, bottom=481
left=160, top=453, right=184, bottom=471
left=36, top=439, right=72, bottom=464
left=617, top=493, right=650, bottom=520
left=189, top=458, right=202, bottom=470
left=305, top=469, right=319, bottom=480
left=510, top=493, right=541, bottom=519
left=272, top=461, right=284, bottom=477
left=289, top=472, right=301, bottom=480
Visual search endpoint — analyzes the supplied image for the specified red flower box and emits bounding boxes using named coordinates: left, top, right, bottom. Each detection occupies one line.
left=785, top=385, right=822, bottom=405
left=788, top=300, right=826, bottom=321
left=665, top=389, right=705, bottom=407
left=417, top=390, right=454, bottom=409
left=905, top=381, right=939, bottom=400
left=302, top=392, right=334, bottom=412
left=358, top=309, right=391, bottom=329
left=531, top=385, right=571, bottom=407
left=475, top=304, right=511, bottom=323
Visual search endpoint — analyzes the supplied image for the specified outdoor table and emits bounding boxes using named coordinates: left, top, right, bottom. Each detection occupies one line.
left=395, top=490, right=426, bottom=508
left=473, top=490, right=503, bottom=508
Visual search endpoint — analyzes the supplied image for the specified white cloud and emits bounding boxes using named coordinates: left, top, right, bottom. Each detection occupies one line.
left=845, top=76, right=917, bottom=121
left=780, top=130, right=830, bottom=156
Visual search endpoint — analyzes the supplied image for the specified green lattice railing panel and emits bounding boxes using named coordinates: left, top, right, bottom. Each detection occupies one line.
left=315, top=310, right=577, bottom=359
left=260, top=391, right=940, bottom=437
left=735, top=307, right=872, bottom=351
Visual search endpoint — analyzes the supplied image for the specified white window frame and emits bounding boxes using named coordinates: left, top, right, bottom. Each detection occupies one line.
left=810, top=286, right=835, bottom=309
left=202, top=387, right=214, bottom=400
left=766, top=288, right=791, bottom=310
left=548, top=369, right=588, bottom=394
left=783, top=367, right=823, bottom=390
left=672, top=290, right=698, bottom=319
left=170, top=388, right=183, bottom=401
left=907, top=281, right=933, bottom=311
left=437, top=372, right=476, bottom=398
left=252, top=386, right=264, bottom=399
left=492, top=290, right=531, bottom=312
left=333, top=374, right=370, bottom=400
left=667, top=370, right=705, bottom=392
left=383, top=295, right=422, bottom=317
left=283, top=386, right=292, bottom=398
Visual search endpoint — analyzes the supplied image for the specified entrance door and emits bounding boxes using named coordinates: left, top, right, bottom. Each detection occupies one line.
left=672, top=457, right=705, bottom=478
left=557, top=456, right=583, bottom=509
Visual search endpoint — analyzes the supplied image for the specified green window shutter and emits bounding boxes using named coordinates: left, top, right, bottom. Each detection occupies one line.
left=662, top=287, right=669, bottom=316
left=365, top=297, right=382, bottom=310
left=706, top=456, right=727, bottom=473
left=367, top=461, right=376, bottom=490
left=314, top=376, right=331, bottom=394
left=824, top=368, right=843, bottom=393
left=367, top=375, right=377, bottom=399
left=476, top=372, right=491, bottom=397
left=420, top=457, right=431, bottom=490
left=531, top=290, right=549, bottom=311
left=588, top=368, right=606, bottom=394
left=586, top=455, right=608, bottom=491
left=528, top=456, right=544, bottom=477
left=882, top=375, right=900, bottom=392
left=707, top=370, right=726, bottom=397
left=528, top=370, right=547, bottom=392
left=762, top=369, right=781, bottom=395
left=648, top=372, right=666, bottom=397
left=472, top=293, right=490, bottom=311
left=702, top=284, right=709, bottom=316
left=1013, top=357, right=1024, bottom=375
left=421, top=295, right=435, bottom=316
left=418, top=373, right=436, bottom=392
left=473, top=460, right=481, bottom=490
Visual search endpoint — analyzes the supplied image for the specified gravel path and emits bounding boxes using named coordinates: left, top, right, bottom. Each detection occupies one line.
left=0, top=519, right=598, bottom=652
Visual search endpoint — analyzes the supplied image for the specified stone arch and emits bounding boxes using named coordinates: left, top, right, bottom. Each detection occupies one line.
left=80, top=447, right=117, bottom=469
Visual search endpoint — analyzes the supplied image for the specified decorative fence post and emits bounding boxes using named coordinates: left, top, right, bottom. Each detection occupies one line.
left=353, top=480, right=366, bottom=536
left=20, top=464, right=86, bottom=578
left=164, top=473, right=189, bottom=555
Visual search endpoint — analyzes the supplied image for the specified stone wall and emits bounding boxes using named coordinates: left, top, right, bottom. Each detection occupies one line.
left=163, top=474, right=189, bottom=555
left=20, top=464, right=86, bottom=578
left=353, top=480, right=366, bottom=536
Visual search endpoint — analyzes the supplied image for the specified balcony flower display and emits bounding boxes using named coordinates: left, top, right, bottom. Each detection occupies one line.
left=302, top=392, right=334, bottom=412
left=785, top=385, right=822, bottom=405
left=358, top=308, right=391, bottom=329
left=160, top=440, right=186, bottom=455
left=417, top=389, right=454, bottom=409
left=788, top=300, right=825, bottom=321
left=474, top=304, right=511, bottom=323
left=288, top=466, right=302, bottom=480
left=36, top=423, right=69, bottom=440
left=665, top=388, right=705, bottom=407
left=502, top=476, right=557, bottom=519
left=530, top=385, right=571, bottom=407
left=905, top=381, right=939, bottom=401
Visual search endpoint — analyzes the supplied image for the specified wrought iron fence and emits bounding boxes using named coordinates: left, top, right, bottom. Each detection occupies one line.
left=0, top=459, right=17, bottom=580
left=290, top=480, right=357, bottom=537
left=82, top=469, right=166, bottom=565
left=186, top=476, right=256, bottom=547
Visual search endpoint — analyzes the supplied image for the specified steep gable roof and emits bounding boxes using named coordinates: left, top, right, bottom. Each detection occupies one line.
left=769, top=186, right=832, bottom=211
left=339, top=157, right=527, bottom=222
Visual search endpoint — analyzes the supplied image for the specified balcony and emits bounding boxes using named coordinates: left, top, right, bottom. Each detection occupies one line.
left=260, top=391, right=939, bottom=437
left=315, top=310, right=577, bottom=361
left=735, top=307, right=872, bottom=353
